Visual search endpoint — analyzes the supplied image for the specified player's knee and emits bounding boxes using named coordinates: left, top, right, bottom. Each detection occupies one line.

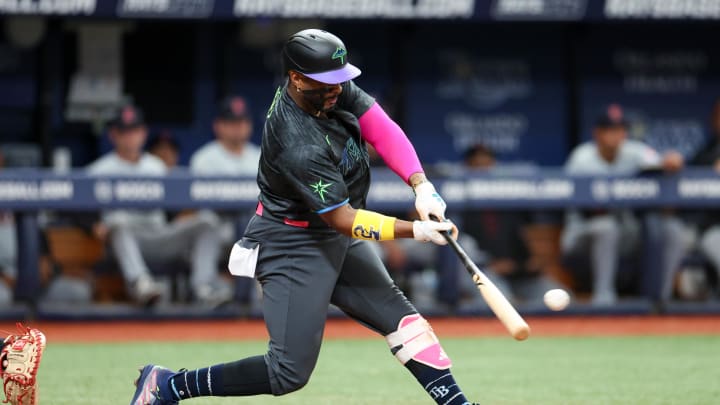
left=273, top=369, right=311, bottom=395
left=699, top=229, right=719, bottom=255
left=195, top=210, right=221, bottom=227
left=266, top=351, right=315, bottom=395
left=385, top=314, right=452, bottom=370
left=107, top=223, right=133, bottom=243
left=589, top=217, right=620, bottom=239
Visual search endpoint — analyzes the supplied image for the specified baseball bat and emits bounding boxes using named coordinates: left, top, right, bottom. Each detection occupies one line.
left=430, top=215, right=530, bottom=341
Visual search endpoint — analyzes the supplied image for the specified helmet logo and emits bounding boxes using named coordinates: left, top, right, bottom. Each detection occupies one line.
left=332, top=47, right=346, bottom=64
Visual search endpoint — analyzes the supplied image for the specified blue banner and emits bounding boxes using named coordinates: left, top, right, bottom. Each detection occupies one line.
left=405, top=25, right=568, bottom=166
left=3, top=1, right=720, bottom=21
left=577, top=25, right=720, bottom=160
left=2, top=169, right=720, bottom=210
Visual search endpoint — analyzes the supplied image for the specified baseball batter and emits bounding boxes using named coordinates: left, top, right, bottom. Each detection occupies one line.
left=131, top=29, right=477, bottom=405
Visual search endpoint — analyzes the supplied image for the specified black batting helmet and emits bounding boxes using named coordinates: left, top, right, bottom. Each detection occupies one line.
left=282, top=29, right=361, bottom=85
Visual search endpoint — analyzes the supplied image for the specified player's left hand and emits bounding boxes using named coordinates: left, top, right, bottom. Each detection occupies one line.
left=413, top=220, right=458, bottom=245
left=414, top=181, right=447, bottom=221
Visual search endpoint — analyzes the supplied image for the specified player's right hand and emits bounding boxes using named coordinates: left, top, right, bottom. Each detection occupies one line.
left=413, top=181, right=447, bottom=221
left=413, top=220, right=458, bottom=245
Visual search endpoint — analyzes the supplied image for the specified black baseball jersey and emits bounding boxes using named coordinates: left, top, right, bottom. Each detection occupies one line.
left=257, top=80, right=375, bottom=228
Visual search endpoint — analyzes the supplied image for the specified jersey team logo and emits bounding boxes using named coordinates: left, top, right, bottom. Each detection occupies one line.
left=310, top=179, right=332, bottom=202
left=332, top=47, right=346, bottom=64
left=338, top=138, right=364, bottom=175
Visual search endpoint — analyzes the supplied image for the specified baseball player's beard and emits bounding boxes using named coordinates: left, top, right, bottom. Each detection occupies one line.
left=301, top=88, right=337, bottom=115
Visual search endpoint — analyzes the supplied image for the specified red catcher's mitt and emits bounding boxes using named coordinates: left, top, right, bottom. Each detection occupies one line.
left=1, top=324, right=46, bottom=405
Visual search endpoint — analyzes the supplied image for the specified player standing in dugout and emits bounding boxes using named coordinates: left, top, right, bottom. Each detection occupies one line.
left=131, top=29, right=479, bottom=405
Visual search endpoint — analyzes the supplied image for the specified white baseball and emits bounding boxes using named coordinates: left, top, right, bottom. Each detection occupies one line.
left=543, top=289, right=570, bottom=311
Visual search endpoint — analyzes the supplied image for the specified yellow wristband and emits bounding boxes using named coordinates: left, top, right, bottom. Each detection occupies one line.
left=351, top=209, right=396, bottom=241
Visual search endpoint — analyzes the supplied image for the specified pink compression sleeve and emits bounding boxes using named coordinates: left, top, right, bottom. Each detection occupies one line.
left=358, top=102, right=423, bottom=184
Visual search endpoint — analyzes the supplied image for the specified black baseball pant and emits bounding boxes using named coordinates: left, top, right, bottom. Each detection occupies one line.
left=242, top=214, right=416, bottom=395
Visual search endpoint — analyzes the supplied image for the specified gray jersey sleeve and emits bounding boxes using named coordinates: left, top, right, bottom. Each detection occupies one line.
left=564, top=144, right=591, bottom=174
left=624, top=140, right=662, bottom=170
left=337, top=80, right=375, bottom=119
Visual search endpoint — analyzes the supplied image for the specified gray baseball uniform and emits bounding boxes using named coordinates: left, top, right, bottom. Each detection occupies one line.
left=87, top=152, right=224, bottom=300
left=240, top=80, right=416, bottom=394
left=189, top=139, right=261, bottom=242
left=190, top=138, right=263, bottom=303
left=563, top=140, right=689, bottom=302
left=189, top=140, right=261, bottom=176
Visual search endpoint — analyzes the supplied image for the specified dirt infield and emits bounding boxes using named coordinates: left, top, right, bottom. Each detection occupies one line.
left=2, top=316, right=718, bottom=343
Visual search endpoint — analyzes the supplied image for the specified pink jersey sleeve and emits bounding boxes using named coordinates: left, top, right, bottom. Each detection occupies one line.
left=358, top=102, right=423, bottom=184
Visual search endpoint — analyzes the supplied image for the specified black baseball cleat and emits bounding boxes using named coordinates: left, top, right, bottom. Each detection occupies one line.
left=130, top=365, right=178, bottom=405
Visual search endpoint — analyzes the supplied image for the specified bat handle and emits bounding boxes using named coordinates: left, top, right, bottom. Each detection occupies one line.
left=428, top=214, right=455, bottom=243
left=428, top=214, right=442, bottom=222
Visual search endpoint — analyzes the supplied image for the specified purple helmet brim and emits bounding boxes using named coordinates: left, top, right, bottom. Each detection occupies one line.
left=303, top=63, right=361, bottom=85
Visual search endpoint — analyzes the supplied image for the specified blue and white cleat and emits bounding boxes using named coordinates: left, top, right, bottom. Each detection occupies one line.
left=130, top=365, right=178, bottom=405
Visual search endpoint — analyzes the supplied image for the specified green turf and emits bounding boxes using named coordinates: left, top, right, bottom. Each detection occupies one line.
left=40, top=335, right=719, bottom=404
